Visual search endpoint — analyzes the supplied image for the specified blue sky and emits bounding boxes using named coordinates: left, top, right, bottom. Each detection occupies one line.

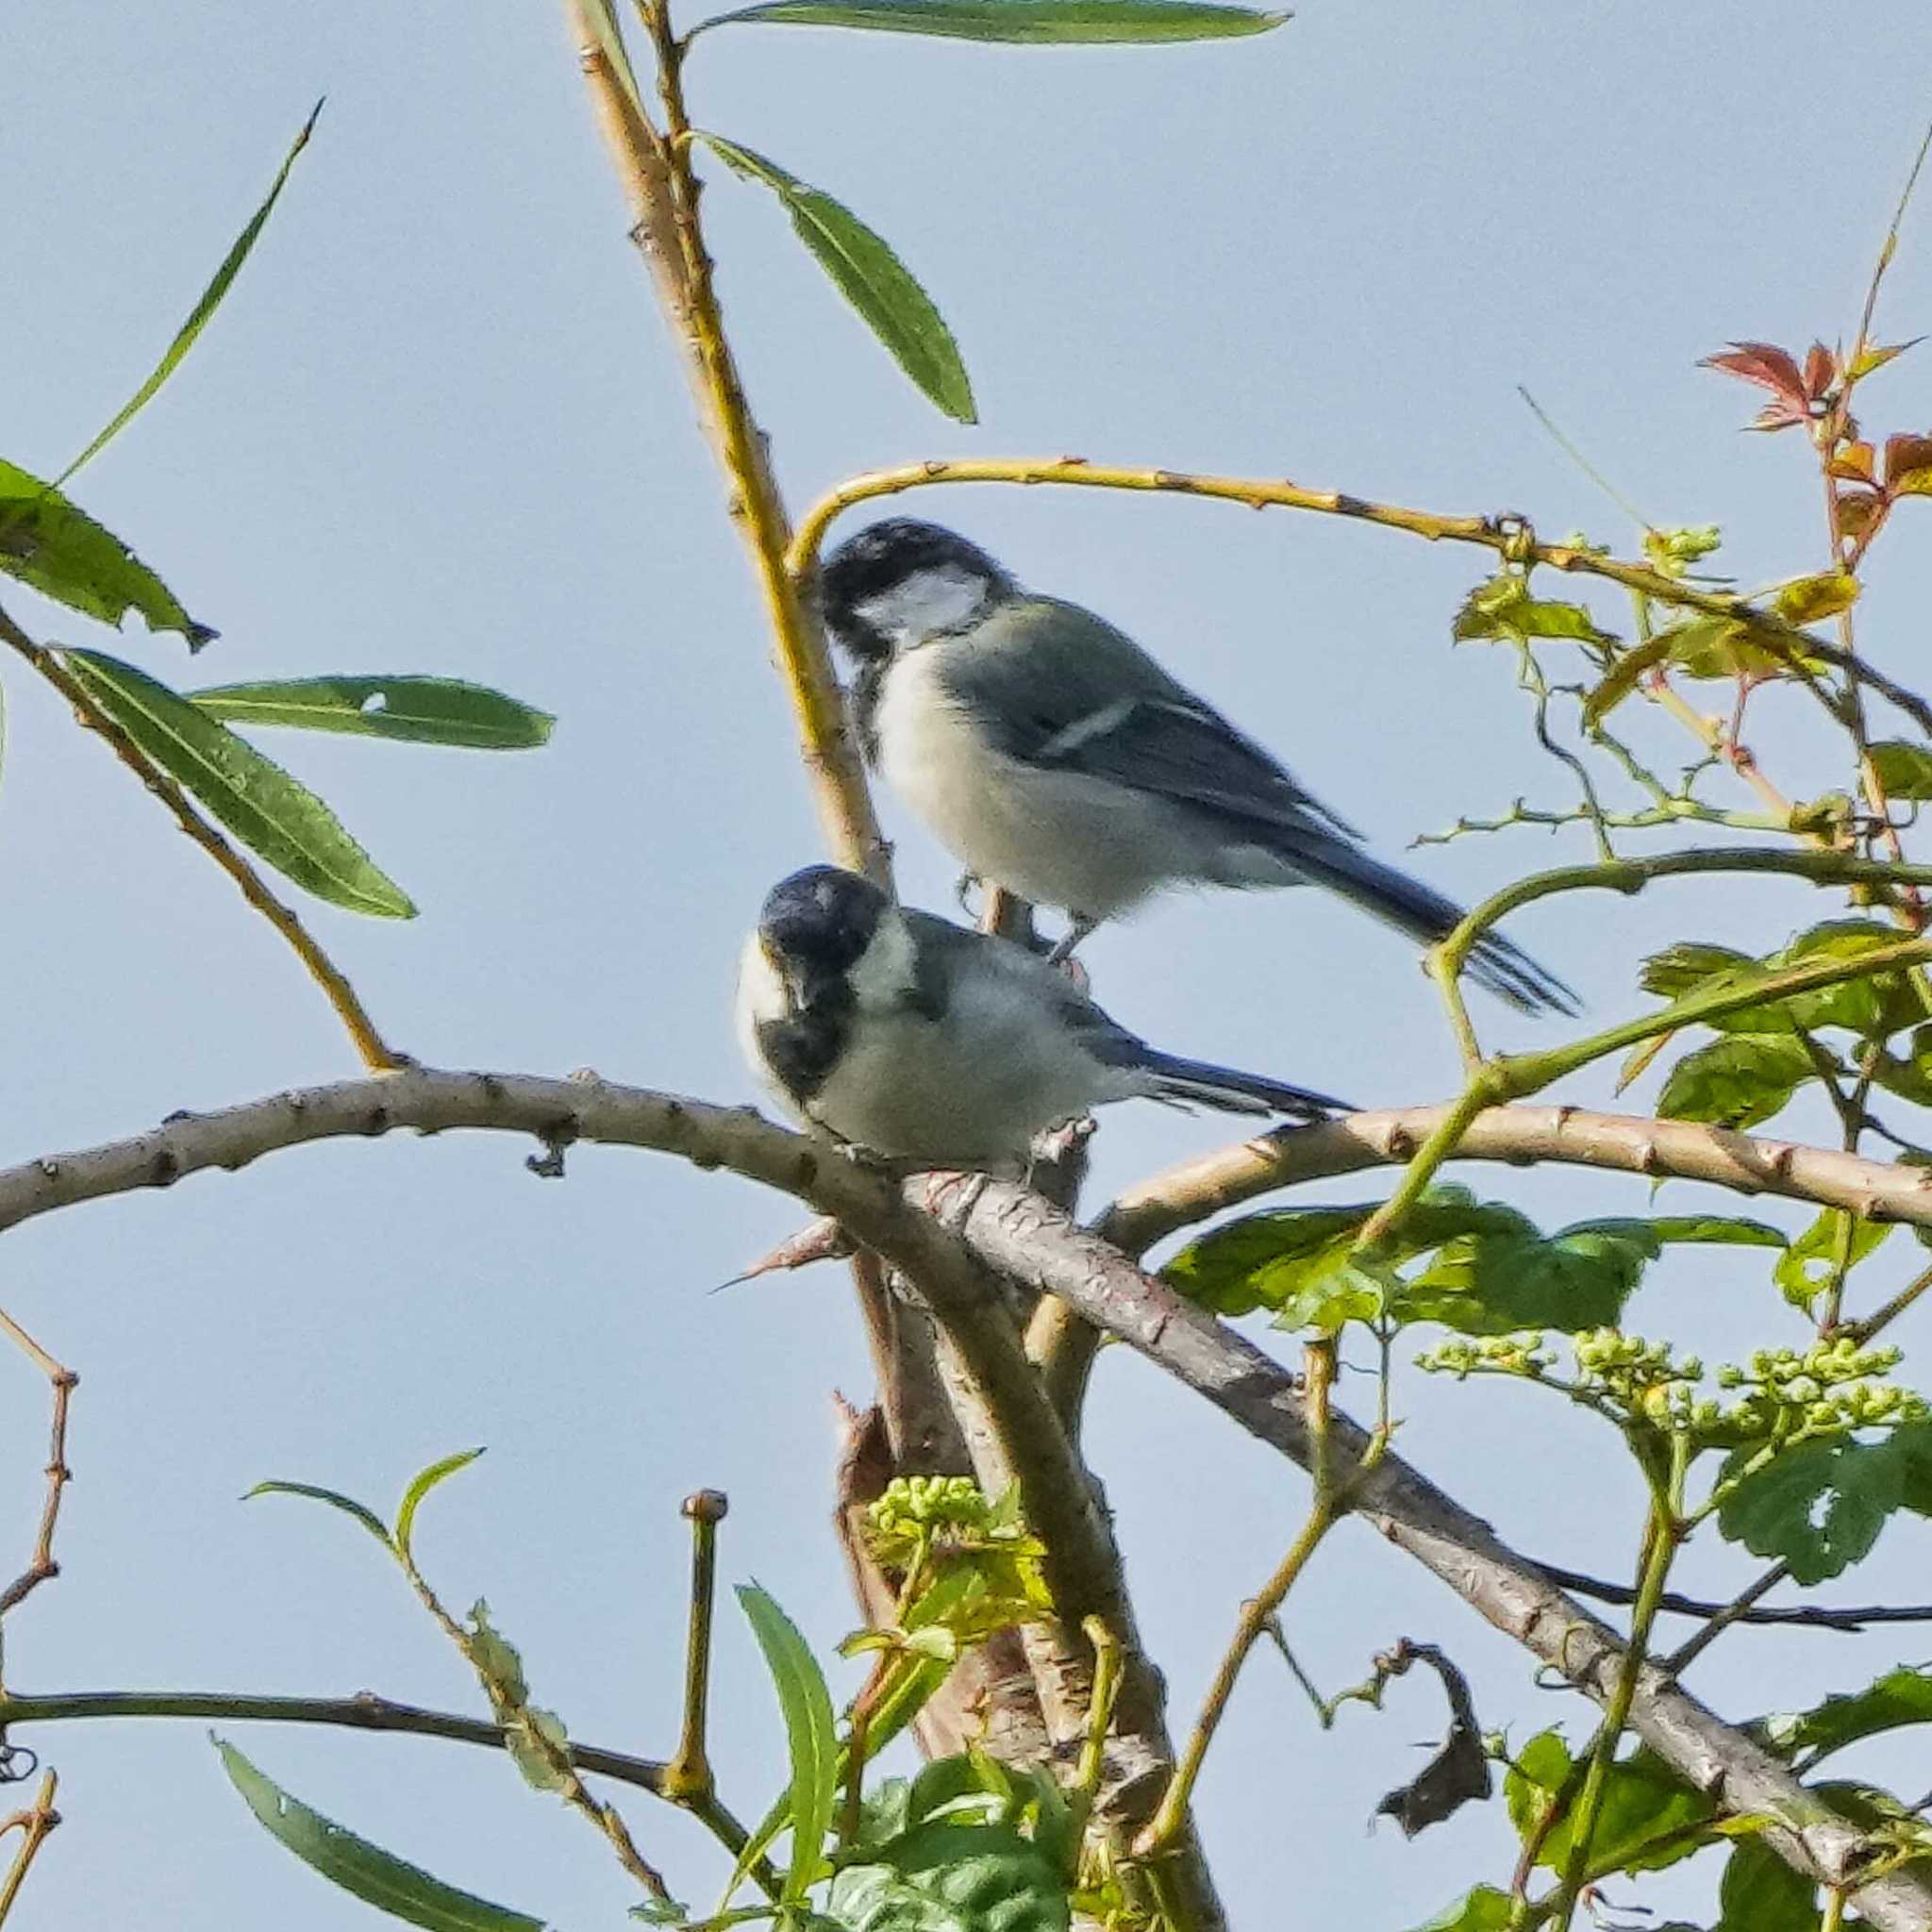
left=3, top=3, right=1932, bottom=1927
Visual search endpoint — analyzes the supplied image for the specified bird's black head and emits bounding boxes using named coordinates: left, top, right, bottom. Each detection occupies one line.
left=815, top=518, right=1014, bottom=662
left=757, top=864, right=889, bottom=1008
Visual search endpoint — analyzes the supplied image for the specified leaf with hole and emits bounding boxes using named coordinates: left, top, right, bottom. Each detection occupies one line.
left=1773, top=1209, right=1890, bottom=1313
left=243, top=1478, right=394, bottom=1551
left=394, top=1447, right=486, bottom=1561
left=739, top=1583, right=841, bottom=1905
left=1717, top=1436, right=1905, bottom=1584
left=59, top=648, right=415, bottom=917
left=191, top=676, right=555, bottom=749
left=58, top=105, right=324, bottom=489
left=215, top=1738, right=543, bottom=1930
left=697, top=0, right=1286, bottom=41
left=700, top=135, right=974, bottom=424
left=0, top=460, right=215, bottom=646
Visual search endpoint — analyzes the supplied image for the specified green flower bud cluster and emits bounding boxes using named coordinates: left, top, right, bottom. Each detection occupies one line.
left=869, top=1474, right=991, bottom=1538
left=1642, top=523, right=1724, bottom=575
left=1414, top=1334, right=1555, bottom=1381
left=1418, top=1326, right=1925, bottom=1451
left=1712, top=1340, right=1926, bottom=1443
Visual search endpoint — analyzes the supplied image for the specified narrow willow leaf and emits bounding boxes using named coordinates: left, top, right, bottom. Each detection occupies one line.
left=215, top=1739, right=543, bottom=1930
left=191, top=676, right=555, bottom=749
left=394, top=1447, right=487, bottom=1561
left=0, top=459, right=215, bottom=646
left=243, top=1479, right=395, bottom=1550
left=57, top=104, right=324, bottom=490
left=59, top=648, right=416, bottom=917
left=699, top=134, right=974, bottom=423
left=738, top=1583, right=840, bottom=1904
left=696, top=0, right=1287, bottom=40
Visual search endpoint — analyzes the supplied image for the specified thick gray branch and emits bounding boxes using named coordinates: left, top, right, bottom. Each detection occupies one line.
left=4, top=1070, right=1926, bottom=1924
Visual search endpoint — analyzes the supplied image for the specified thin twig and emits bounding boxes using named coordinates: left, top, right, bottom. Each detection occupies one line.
left=0, top=1315, right=75, bottom=1641
left=1660, top=1562, right=1792, bottom=1677
left=0, top=603, right=396, bottom=1070
left=1531, top=1559, right=1932, bottom=1635
left=0, top=1769, right=58, bottom=1926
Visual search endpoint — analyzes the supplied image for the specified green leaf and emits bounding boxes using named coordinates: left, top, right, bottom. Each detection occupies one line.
left=243, top=1479, right=394, bottom=1551
left=1642, top=1215, right=1790, bottom=1249
left=59, top=647, right=416, bottom=917
left=700, top=135, right=974, bottom=424
left=1656, top=1033, right=1816, bottom=1128
left=191, top=676, right=556, bottom=749
left=1869, top=740, right=1932, bottom=801
left=394, top=1447, right=487, bottom=1561
left=827, top=1822, right=1070, bottom=1932
left=1640, top=941, right=1754, bottom=1000
left=1760, top=1666, right=1932, bottom=1765
left=739, top=1583, right=841, bottom=1904
left=215, top=1737, right=544, bottom=1930
left=464, top=1601, right=571, bottom=1793
left=1451, top=573, right=1616, bottom=646
left=1718, top=1436, right=1906, bottom=1583
left=0, top=459, right=215, bottom=645
left=1892, top=1421, right=1932, bottom=1515
left=1773, top=1209, right=1890, bottom=1313
left=696, top=0, right=1286, bottom=42
left=1713, top=1838, right=1818, bottom=1931
left=1506, top=1733, right=1709, bottom=1877
left=1645, top=922, right=1924, bottom=1041
left=1403, top=1889, right=1513, bottom=1932
left=1774, top=570, right=1860, bottom=625
left=1403, top=1217, right=1657, bottom=1335
left=57, top=105, right=324, bottom=490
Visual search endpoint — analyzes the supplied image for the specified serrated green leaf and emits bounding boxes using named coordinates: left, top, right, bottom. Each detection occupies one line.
left=0, top=459, right=214, bottom=645
left=1718, top=1436, right=1905, bottom=1583
left=1504, top=1728, right=1574, bottom=1840
left=191, top=675, right=555, bottom=748
left=1761, top=1665, right=1932, bottom=1766
left=1403, top=1219, right=1657, bottom=1335
left=1774, top=1209, right=1890, bottom=1313
left=700, top=135, right=974, bottom=423
left=1640, top=941, right=1754, bottom=1000
left=739, top=1583, right=841, bottom=1905
left=243, top=1478, right=394, bottom=1550
left=394, top=1447, right=487, bottom=1561
left=1656, top=1033, right=1816, bottom=1128
left=1713, top=1838, right=1818, bottom=1930
left=59, top=647, right=415, bottom=917
left=697, top=0, right=1285, bottom=41
left=1451, top=573, right=1616, bottom=646
left=215, top=1737, right=543, bottom=1930
left=828, top=1822, right=1070, bottom=1932
left=1404, top=1888, right=1513, bottom=1932
left=58, top=105, right=323, bottom=490
left=1506, top=1733, right=1709, bottom=1877
left=1870, top=740, right=1932, bottom=801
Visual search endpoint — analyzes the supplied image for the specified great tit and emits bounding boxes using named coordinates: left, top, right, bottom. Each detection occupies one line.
left=816, top=517, right=1574, bottom=1014
left=738, top=864, right=1350, bottom=1168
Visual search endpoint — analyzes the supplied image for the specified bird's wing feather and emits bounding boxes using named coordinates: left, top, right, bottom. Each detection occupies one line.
left=941, top=599, right=1363, bottom=844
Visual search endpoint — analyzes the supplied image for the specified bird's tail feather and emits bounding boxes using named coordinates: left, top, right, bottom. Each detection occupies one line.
left=1263, top=834, right=1579, bottom=1016
left=1140, top=1050, right=1352, bottom=1122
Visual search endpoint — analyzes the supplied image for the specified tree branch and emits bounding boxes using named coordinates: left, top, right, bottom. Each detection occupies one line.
left=6, top=1069, right=1932, bottom=1913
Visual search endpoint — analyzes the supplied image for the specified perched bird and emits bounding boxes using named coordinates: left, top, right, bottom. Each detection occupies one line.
left=816, top=517, right=1574, bottom=1013
left=737, top=864, right=1350, bottom=1168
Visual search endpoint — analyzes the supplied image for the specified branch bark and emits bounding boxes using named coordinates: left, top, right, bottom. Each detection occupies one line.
left=6, top=1069, right=1930, bottom=1917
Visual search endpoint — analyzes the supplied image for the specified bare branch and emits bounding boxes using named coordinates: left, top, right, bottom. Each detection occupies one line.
left=0, top=1313, right=75, bottom=1638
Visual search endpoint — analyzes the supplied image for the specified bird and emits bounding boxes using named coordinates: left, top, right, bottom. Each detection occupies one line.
left=737, top=864, right=1351, bottom=1168
left=815, top=516, right=1575, bottom=1014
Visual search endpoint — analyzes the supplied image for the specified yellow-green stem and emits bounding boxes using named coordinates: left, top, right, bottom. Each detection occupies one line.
left=663, top=1489, right=726, bottom=1802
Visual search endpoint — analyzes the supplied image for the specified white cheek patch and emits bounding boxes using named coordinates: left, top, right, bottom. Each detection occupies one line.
left=853, top=566, right=991, bottom=649
left=847, top=910, right=919, bottom=1013
left=737, top=933, right=791, bottom=1024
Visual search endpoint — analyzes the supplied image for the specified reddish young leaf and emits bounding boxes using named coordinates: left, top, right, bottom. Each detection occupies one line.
left=1883, top=432, right=1932, bottom=496
left=1802, top=341, right=1838, bottom=399
left=1702, top=341, right=1808, bottom=402
left=1748, top=398, right=1810, bottom=433
left=1827, top=441, right=1876, bottom=484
